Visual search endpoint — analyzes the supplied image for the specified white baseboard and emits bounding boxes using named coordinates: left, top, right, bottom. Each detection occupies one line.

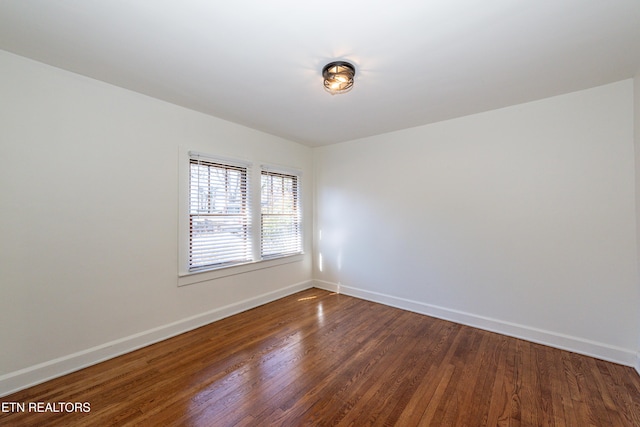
left=314, top=280, right=637, bottom=368
left=0, top=280, right=313, bottom=398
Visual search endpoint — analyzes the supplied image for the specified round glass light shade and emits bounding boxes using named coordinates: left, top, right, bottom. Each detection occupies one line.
left=322, top=61, right=356, bottom=95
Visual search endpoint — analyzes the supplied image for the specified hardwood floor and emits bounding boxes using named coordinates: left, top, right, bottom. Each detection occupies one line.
left=2, top=288, right=640, bottom=426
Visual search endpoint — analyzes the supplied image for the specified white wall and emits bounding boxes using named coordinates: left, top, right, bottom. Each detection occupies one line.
left=635, top=74, right=640, bottom=373
left=0, top=50, right=313, bottom=395
left=314, top=80, right=639, bottom=365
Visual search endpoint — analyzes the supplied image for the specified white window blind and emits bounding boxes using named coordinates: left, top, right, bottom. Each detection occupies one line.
left=189, top=158, right=251, bottom=271
left=261, top=170, right=302, bottom=259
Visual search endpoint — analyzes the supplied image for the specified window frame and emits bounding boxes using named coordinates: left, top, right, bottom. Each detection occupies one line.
left=178, top=150, right=303, bottom=287
left=260, top=168, right=303, bottom=260
left=188, top=157, right=252, bottom=272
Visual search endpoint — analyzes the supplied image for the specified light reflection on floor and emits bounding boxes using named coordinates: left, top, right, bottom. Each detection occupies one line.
left=184, top=296, right=327, bottom=425
left=317, top=303, right=324, bottom=327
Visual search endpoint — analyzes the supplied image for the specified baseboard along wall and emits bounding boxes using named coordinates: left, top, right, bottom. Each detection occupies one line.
left=0, top=280, right=313, bottom=398
left=3, top=278, right=637, bottom=397
left=313, top=279, right=638, bottom=369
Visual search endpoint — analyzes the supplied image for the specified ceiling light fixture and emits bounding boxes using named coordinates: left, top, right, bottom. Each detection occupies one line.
left=322, top=61, right=356, bottom=95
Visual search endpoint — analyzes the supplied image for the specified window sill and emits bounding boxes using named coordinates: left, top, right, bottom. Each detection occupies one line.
left=178, top=253, right=304, bottom=287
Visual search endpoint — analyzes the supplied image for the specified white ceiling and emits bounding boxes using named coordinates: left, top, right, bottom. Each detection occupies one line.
left=1, top=1, right=639, bottom=147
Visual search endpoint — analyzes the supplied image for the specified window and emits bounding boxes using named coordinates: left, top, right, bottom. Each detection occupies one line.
left=180, top=151, right=303, bottom=281
left=189, top=158, right=251, bottom=271
left=261, top=170, right=302, bottom=259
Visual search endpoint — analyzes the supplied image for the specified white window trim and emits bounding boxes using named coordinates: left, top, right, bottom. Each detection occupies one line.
left=191, top=151, right=252, bottom=169
left=178, top=253, right=303, bottom=287
left=260, top=163, right=303, bottom=177
left=178, top=148, right=304, bottom=287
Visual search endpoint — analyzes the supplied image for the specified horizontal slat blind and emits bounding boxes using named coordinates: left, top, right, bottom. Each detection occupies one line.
left=261, top=170, right=302, bottom=259
left=189, top=158, right=251, bottom=271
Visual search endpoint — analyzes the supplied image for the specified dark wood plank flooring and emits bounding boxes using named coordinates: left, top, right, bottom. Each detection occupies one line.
left=2, top=288, right=640, bottom=426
